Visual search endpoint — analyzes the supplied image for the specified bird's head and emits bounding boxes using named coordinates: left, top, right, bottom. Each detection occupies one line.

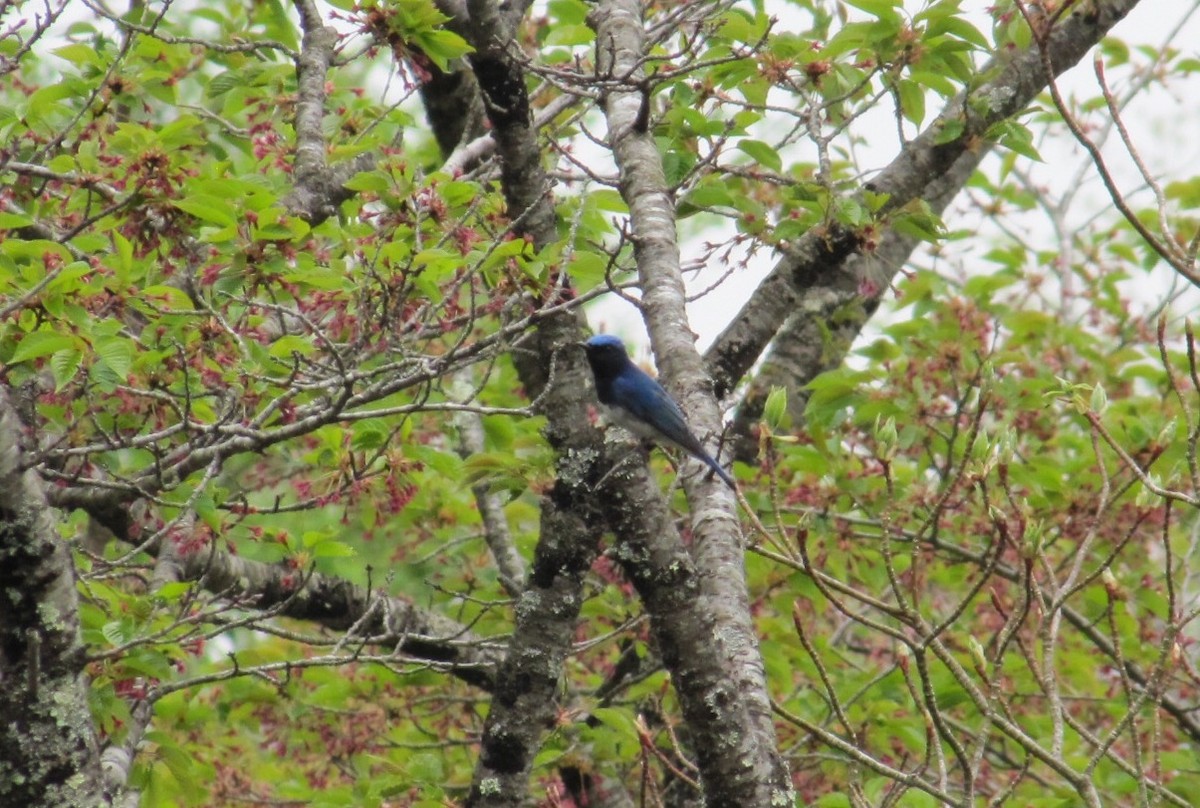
left=582, top=334, right=632, bottom=377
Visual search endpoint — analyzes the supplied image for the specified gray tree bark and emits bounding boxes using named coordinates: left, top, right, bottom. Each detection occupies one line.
left=0, top=388, right=106, bottom=807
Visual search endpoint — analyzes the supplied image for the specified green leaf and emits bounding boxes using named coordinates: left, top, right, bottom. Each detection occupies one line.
left=94, top=335, right=134, bottom=379
left=206, top=65, right=265, bottom=99
left=895, top=79, right=925, bottom=126
left=268, top=334, right=317, bottom=358
left=987, top=120, right=1043, bottom=162
left=302, top=530, right=330, bottom=548
left=890, top=202, right=945, bottom=242
left=112, top=232, right=134, bottom=276
left=53, top=43, right=103, bottom=67
left=548, top=0, right=589, bottom=24
left=567, top=251, right=608, bottom=289
left=27, top=82, right=79, bottom=113
left=173, top=195, right=238, bottom=227
left=908, top=69, right=958, bottom=98
left=716, top=9, right=765, bottom=44
left=1165, top=177, right=1200, bottom=206
left=926, top=15, right=989, bottom=48
left=0, top=212, right=33, bottom=229
left=934, top=118, right=965, bottom=144
left=154, top=582, right=193, bottom=601
left=763, top=386, right=788, bottom=432
left=101, top=619, right=133, bottom=647
left=137, top=285, right=196, bottom=311
left=544, top=24, right=594, bottom=46
left=413, top=29, right=474, bottom=71
left=844, top=0, right=899, bottom=16
left=10, top=331, right=79, bottom=363
left=684, top=182, right=736, bottom=210
left=589, top=707, right=640, bottom=744
left=145, top=731, right=199, bottom=792
left=312, top=540, right=356, bottom=558
left=344, top=171, right=392, bottom=193
left=738, top=139, right=782, bottom=173
left=661, top=149, right=695, bottom=186
left=45, top=262, right=92, bottom=295
left=404, top=752, right=445, bottom=782
left=49, top=349, right=84, bottom=390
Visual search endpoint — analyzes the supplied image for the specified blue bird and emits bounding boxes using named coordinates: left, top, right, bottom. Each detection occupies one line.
left=582, top=334, right=735, bottom=488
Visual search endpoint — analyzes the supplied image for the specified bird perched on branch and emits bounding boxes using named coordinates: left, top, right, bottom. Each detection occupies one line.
left=582, top=334, right=735, bottom=488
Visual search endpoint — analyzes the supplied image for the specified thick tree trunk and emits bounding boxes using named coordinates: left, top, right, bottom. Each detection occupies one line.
left=0, top=389, right=106, bottom=807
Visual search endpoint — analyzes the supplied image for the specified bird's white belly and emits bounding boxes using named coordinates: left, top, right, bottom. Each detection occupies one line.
left=599, top=403, right=682, bottom=450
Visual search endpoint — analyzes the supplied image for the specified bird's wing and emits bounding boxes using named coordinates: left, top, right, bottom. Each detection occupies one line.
left=611, top=366, right=704, bottom=455
left=611, top=365, right=736, bottom=487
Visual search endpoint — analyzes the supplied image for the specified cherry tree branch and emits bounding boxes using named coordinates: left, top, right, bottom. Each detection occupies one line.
left=1015, top=0, right=1197, bottom=284
left=450, top=5, right=615, bottom=804
left=283, top=0, right=375, bottom=223
left=704, top=0, right=1144, bottom=401
left=586, top=0, right=792, bottom=802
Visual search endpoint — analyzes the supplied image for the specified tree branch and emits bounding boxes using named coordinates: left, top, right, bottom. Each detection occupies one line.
left=447, top=4, right=622, bottom=805
left=283, top=0, right=376, bottom=223
left=726, top=146, right=984, bottom=458
left=704, top=0, right=1143, bottom=400
left=587, top=0, right=791, bottom=802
